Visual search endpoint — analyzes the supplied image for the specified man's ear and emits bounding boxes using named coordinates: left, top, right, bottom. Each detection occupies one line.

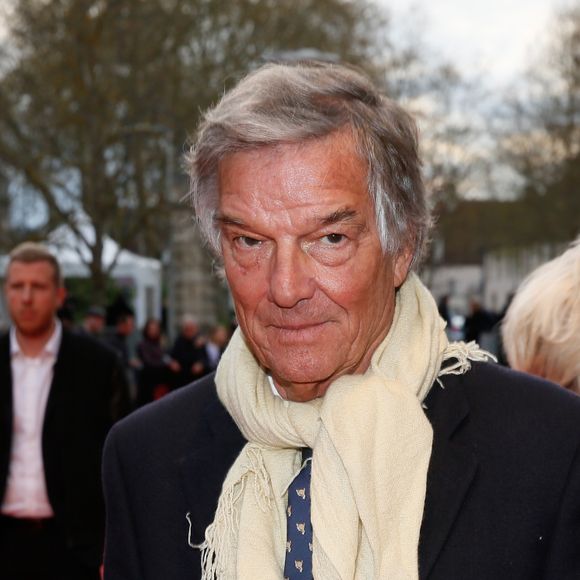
left=393, top=247, right=413, bottom=288
left=56, top=286, right=67, bottom=309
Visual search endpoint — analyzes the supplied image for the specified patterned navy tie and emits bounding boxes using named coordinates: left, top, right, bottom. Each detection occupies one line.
left=284, top=448, right=313, bottom=580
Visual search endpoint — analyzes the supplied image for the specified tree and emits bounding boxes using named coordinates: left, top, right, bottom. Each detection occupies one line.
left=0, top=0, right=388, bottom=303
left=499, top=4, right=580, bottom=246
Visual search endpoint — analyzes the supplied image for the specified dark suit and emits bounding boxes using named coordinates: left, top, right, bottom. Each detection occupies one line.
left=0, top=330, right=129, bottom=577
left=170, top=334, right=210, bottom=389
left=103, top=362, right=580, bottom=579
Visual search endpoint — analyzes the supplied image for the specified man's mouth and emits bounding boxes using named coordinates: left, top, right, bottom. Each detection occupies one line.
left=267, top=321, right=330, bottom=342
left=272, top=322, right=326, bottom=331
left=17, top=309, right=36, bottom=319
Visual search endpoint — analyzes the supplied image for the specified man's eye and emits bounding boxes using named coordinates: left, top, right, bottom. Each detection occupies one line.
left=235, top=236, right=262, bottom=248
left=322, top=233, right=346, bottom=245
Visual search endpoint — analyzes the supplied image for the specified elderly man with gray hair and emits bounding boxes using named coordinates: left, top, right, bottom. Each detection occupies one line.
left=103, top=62, right=580, bottom=580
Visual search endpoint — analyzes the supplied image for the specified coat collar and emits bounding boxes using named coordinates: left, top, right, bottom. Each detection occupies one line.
left=419, top=377, right=478, bottom=579
left=0, top=334, right=13, bottom=487
left=179, top=392, right=246, bottom=546
left=43, top=329, right=73, bottom=432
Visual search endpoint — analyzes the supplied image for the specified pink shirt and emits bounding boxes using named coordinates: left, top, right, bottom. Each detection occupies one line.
left=1, top=321, right=62, bottom=518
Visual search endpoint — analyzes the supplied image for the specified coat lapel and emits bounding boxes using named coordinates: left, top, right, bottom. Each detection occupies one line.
left=419, top=380, right=478, bottom=579
left=0, top=334, right=13, bottom=491
left=40, top=331, right=74, bottom=502
left=43, top=330, right=72, bottom=428
left=179, top=395, right=246, bottom=546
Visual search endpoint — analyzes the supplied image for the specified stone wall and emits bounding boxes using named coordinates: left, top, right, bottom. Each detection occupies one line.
left=169, top=209, right=231, bottom=335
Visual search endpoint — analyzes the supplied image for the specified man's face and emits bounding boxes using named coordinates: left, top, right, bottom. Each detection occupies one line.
left=218, top=132, right=412, bottom=401
left=118, top=316, right=135, bottom=336
left=182, top=321, right=198, bottom=340
left=5, top=260, right=65, bottom=339
left=85, top=315, right=105, bottom=334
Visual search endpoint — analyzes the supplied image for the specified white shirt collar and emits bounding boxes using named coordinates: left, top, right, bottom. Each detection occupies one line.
left=10, top=319, right=63, bottom=359
left=267, top=374, right=282, bottom=398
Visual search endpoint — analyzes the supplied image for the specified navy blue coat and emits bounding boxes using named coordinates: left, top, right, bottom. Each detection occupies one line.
left=103, top=362, right=580, bottom=579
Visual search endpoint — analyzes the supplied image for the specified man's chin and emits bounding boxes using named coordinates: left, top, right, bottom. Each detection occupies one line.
left=271, top=378, right=331, bottom=402
left=268, top=362, right=337, bottom=401
left=14, top=320, right=53, bottom=338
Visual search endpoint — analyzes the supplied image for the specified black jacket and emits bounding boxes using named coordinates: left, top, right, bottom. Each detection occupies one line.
left=0, top=330, right=129, bottom=568
left=103, top=362, right=580, bottom=579
left=170, top=334, right=209, bottom=389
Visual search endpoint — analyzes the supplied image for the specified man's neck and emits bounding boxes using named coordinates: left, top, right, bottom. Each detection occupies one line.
left=15, top=320, right=58, bottom=358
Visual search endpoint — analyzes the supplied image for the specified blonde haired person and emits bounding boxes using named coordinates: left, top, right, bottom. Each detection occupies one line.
left=502, top=239, right=580, bottom=393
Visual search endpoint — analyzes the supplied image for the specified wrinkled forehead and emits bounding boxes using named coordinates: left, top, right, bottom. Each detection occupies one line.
left=218, top=126, right=366, bottom=172
left=217, top=130, right=370, bottom=196
left=217, top=142, right=375, bottom=237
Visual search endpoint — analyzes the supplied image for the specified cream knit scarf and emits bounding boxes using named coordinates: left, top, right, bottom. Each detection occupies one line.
left=196, top=274, right=491, bottom=579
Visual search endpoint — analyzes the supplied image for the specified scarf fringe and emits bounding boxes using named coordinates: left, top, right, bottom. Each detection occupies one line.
left=436, top=340, right=496, bottom=388
left=198, top=445, right=272, bottom=580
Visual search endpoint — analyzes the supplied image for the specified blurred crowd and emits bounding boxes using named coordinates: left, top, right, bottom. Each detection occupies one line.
left=75, top=307, right=232, bottom=410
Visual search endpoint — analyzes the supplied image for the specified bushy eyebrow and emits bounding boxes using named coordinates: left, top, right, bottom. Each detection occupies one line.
left=215, top=208, right=360, bottom=229
left=214, top=213, right=245, bottom=227
left=320, top=208, right=358, bottom=226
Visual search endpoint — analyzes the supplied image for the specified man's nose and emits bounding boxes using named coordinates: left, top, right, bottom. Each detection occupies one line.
left=268, top=243, right=315, bottom=308
left=21, top=285, right=33, bottom=302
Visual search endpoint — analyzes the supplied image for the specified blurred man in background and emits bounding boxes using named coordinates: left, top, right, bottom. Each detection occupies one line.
left=105, top=312, right=140, bottom=405
left=170, top=314, right=207, bottom=388
left=1, top=242, right=129, bottom=579
left=79, top=305, right=106, bottom=340
left=202, top=324, right=230, bottom=373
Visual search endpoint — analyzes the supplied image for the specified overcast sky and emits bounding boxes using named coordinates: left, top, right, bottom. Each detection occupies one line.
left=382, top=0, right=568, bottom=88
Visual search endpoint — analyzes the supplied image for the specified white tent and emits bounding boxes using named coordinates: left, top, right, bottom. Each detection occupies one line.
left=0, top=221, right=162, bottom=329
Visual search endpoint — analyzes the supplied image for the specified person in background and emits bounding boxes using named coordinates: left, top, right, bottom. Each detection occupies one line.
left=136, top=318, right=179, bottom=406
left=1, top=242, right=129, bottom=579
left=106, top=312, right=135, bottom=369
left=463, top=298, right=497, bottom=344
left=502, top=238, right=580, bottom=393
left=169, top=314, right=207, bottom=388
left=105, top=312, right=140, bottom=405
left=78, top=305, right=106, bottom=340
left=203, top=324, right=230, bottom=373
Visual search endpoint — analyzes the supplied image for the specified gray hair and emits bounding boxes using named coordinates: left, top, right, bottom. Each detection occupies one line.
left=180, top=313, right=198, bottom=327
left=501, top=239, right=580, bottom=393
left=187, top=61, right=431, bottom=268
